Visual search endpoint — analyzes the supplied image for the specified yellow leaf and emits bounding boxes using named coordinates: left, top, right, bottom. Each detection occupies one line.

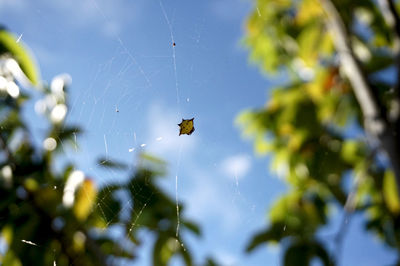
left=296, top=0, right=323, bottom=25
left=383, top=171, right=400, bottom=215
left=72, top=231, right=86, bottom=252
left=1, top=225, right=13, bottom=245
left=24, top=178, right=38, bottom=192
left=279, top=123, right=294, bottom=135
left=288, top=131, right=306, bottom=151
left=0, top=30, right=39, bottom=85
left=73, top=179, right=97, bottom=222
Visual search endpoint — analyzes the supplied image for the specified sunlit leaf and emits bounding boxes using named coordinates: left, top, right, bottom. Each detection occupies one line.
left=0, top=29, right=39, bottom=85
left=73, top=179, right=97, bottom=222
left=341, top=140, right=366, bottom=164
left=1, top=225, right=13, bottom=245
left=383, top=171, right=400, bottom=215
left=296, top=0, right=323, bottom=25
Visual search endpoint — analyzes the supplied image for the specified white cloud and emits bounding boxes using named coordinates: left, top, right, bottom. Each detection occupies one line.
left=183, top=169, right=242, bottom=234
left=220, top=154, right=251, bottom=179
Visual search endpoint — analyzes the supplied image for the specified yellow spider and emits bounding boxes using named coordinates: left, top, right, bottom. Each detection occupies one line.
left=178, top=118, right=195, bottom=136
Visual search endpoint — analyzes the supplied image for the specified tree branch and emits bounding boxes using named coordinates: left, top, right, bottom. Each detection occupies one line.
left=320, top=0, right=382, bottom=120
left=319, top=0, right=400, bottom=196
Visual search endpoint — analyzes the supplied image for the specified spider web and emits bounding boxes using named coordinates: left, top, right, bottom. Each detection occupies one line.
left=87, top=0, right=186, bottom=251
left=3, top=1, right=274, bottom=265
left=61, top=1, right=193, bottom=264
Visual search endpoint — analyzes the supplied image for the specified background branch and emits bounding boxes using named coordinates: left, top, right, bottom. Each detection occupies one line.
left=319, top=0, right=400, bottom=197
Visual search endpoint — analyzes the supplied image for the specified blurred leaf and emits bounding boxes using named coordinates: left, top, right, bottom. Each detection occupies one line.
left=241, top=0, right=400, bottom=264
left=2, top=250, right=22, bottom=266
left=0, top=29, right=39, bottom=85
left=73, top=179, right=97, bottom=222
left=1, top=225, right=13, bottom=245
left=97, top=157, right=128, bottom=170
left=204, top=257, right=220, bottom=266
left=283, top=241, right=331, bottom=266
left=364, top=51, right=394, bottom=74
left=246, top=228, right=274, bottom=252
left=383, top=171, right=400, bottom=215
left=341, top=140, right=365, bottom=164
left=0, top=111, right=24, bottom=133
left=153, top=235, right=191, bottom=266
left=95, top=185, right=122, bottom=227
left=181, top=220, right=201, bottom=236
left=138, top=153, right=167, bottom=176
left=153, top=235, right=172, bottom=266
left=34, top=187, right=59, bottom=213
left=56, top=126, right=81, bottom=141
left=96, top=237, right=135, bottom=259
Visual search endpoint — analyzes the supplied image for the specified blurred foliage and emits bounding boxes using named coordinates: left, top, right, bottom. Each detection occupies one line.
left=0, top=27, right=216, bottom=265
left=0, top=28, right=39, bottom=85
left=239, top=0, right=400, bottom=265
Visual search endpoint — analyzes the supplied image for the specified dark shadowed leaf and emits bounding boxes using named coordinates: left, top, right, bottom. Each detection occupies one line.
left=97, top=157, right=128, bottom=170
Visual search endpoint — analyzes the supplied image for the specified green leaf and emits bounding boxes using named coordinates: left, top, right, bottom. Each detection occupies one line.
left=383, top=171, right=400, bottom=215
left=181, top=220, right=201, bottom=236
left=246, top=228, right=274, bottom=252
left=96, top=237, right=135, bottom=259
left=97, top=157, right=128, bottom=170
left=204, top=257, right=220, bottom=266
left=95, top=185, right=122, bottom=227
left=2, top=250, right=22, bottom=266
left=0, top=29, right=39, bottom=85
left=283, top=241, right=332, bottom=266
left=56, top=126, right=82, bottom=140
left=153, top=235, right=172, bottom=266
left=341, top=140, right=366, bottom=164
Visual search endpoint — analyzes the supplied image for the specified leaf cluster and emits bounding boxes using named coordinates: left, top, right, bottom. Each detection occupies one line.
left=238, top=0, right=400, bottom=264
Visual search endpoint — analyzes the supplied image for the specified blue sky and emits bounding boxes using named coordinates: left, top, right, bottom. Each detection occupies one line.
left=0, top=0, right=397, bottom=265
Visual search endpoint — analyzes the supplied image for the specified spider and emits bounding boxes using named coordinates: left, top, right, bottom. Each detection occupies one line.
left=178, top=118, right=195, bottom=136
